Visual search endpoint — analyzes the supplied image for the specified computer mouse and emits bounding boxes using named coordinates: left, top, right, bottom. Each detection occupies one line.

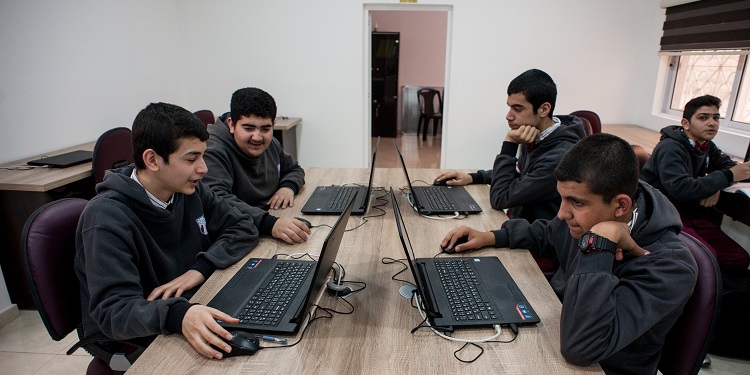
left=433, top=179, right=449, bottom=186
left=294, top=217, right=312, bottom=228
left=441, top=235, right=469, bottom=254
left=216, top=331, right=260, bottom=358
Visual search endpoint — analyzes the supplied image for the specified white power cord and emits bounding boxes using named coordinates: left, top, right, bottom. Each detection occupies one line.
left=412, top=293, right=502, bottom=343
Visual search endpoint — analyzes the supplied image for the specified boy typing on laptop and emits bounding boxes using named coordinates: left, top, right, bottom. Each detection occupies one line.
left=204, top=87, right=310, bottom=244
left=75, top=103, right=259, bottom=360
left=441, top=134, right=697, bottom=374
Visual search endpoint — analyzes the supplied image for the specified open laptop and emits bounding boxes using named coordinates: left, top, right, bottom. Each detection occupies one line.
left=301, top=137, right=379, bottom=215
left=393, top=140, right=481, bottom=215
left=27, top=150, right=93, bottom=168
left=207, top=194, right=356, bottom=334
left=390, top=188, right=539, bottom=331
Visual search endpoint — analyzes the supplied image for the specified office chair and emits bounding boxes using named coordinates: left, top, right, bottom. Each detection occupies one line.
left=92, top=127, right=134, bottom=184
left=21, top=198, right=145, bottom=375
left=579, top=117, right=593, bottom=137
left=193, top=109, right=215, bottom=128
left=417, top=89, right=443, bottom=141
left=630, top=144, right=650, bottom=172
left=657, top=232, right=722, bottom=375
left=570, top=110, right=601, bottom=134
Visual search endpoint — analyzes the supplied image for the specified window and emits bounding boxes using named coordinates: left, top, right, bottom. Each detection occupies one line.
left=663, top=51, right=750, bottom=132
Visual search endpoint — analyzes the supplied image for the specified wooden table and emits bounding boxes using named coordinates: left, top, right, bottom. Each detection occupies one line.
left=0, top=141, right=96, bottom=308
left=127, top=168, right=601, bottom=374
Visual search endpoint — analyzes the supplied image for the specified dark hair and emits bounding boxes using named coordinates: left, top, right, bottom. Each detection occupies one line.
left=230, top=87, right=277, bottom=122
left=554, top=133, right=639, bottom=203
left=507, top=69, right=557, bottom=117
left=132, top=102, right=209, bottom=169
left=683, top=94, right=721, bottom=121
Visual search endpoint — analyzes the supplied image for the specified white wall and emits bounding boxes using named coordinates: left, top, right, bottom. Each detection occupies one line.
left=0, top=0, right=185, bottom=164
left=1, top=0, right=669, bottom=169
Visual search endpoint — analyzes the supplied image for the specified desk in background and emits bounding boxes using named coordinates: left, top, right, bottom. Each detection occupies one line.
left=0, top=142, right=96, bottom=308
left=127, top=167, right=601, bottom=374
left=274, top=117, right=301, bottom=161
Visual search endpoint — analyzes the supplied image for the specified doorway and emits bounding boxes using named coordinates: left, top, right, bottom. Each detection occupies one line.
left=364, top=5, right=451, bottom=168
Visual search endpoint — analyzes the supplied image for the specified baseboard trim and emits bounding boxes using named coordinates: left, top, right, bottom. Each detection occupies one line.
left=0, top=304, right=20, bottom=329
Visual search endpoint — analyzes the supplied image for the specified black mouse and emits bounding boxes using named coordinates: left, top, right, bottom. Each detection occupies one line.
left=216, top=331, right=260, bottom=358
left=441, top=235, right=469, bottom=254
left=294, top=217, right=312, bottom=228
left=433, top=179, right=449, bottom=186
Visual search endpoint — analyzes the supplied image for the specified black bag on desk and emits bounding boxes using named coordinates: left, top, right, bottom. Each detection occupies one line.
left=709, top=269, right=750, bottom=359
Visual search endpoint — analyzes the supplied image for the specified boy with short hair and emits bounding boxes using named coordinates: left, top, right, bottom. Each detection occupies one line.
left=435, top=69, right=585, bottom=223
left=441, top=134, right=697, bottom=374
left=75, top=102, right=258, bottom=360
left=204, top=87, right=310, bottom=245
left=641, top=94, right=750, bottom=270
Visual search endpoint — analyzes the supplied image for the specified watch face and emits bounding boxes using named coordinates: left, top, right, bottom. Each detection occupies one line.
left=579, top=232, right=593, bottom=249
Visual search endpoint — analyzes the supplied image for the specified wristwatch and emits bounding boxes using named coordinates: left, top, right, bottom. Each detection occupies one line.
left=578, top=231, right=618, bottom=254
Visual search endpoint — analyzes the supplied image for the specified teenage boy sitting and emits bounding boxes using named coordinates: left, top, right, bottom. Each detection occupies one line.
left=435, top=69, right=585, bottom=223
left=441, top=133, right=697, bottom=374
left=641, top=94, right=750, bottom=271
left=204, top=87, right=310, bottom=245
left=75, top=102, right=259, bottom=360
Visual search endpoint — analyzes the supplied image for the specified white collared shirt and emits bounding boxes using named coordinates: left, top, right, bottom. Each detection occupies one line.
left=131, top=169, right=174, bottom=210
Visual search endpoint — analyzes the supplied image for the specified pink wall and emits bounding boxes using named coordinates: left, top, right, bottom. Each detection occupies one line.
left=371, top=10, right=447, bottom=132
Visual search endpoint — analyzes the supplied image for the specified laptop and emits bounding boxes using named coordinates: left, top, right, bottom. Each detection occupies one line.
left=301, top=137, right=380, bottom=215
left=207, top=194, right=356, bottom=334
left=390, top=188, right=539, bottom=331
left=27, top=150, right=93, bottom=168
left=392, top=140, right=482, bottom=215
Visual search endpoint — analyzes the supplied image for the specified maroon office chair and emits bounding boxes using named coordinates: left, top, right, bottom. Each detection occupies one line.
left=578, top=116, right=593, bottom=137
left=570, top=110, right=601, bottom=134
left=657, top=232, right=722, bottom=375
left=193, top=109, right=215, bottom=128
left=92, top=127, right=134, bottom=184
left=631, top=144, right=650, bottom=172
left=21, top=198, right=145, bottom=375
left=417, top=89, right=443, bottom=141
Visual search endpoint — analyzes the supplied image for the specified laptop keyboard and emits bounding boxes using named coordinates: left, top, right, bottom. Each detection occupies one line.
left=422, top=187, right=457, bottom=211
left=237, top=262, right=314, bottom=326
left=326, top=186, right=358, bottom=211
left=435, top=259, right=498, bottom=322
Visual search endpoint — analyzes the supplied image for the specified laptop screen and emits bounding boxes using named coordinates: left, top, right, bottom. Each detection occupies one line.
left=389, top=188, right=429, bottom=301
left=391, top=140, right=424, bottom=210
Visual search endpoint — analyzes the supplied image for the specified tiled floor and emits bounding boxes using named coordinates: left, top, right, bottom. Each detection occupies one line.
left=3, top=131, right=749, bottom=374
left=0, top=310, right=93, bottom=374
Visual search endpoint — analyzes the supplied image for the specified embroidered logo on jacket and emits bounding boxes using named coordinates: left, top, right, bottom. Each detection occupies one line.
left=196, top=215, right=208, bottom=235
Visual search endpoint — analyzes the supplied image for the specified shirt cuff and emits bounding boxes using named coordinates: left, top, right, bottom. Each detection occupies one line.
left=259, top=213, right=278, bottom=236
left=165, top=301, right=194, bottom=335
left=280, top=181, right=299, bottom=195
left=190, top=258, right=217, bottom=280
left=501, top=141, right=519, bottom=156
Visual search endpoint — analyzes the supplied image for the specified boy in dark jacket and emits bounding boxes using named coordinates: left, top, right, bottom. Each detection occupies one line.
left=75, top=102, right=259, bottom=360
left=204, top=87, right=310, bottom=245
left=435, top=69, right=585, bottom=223
left=641, top=95, right=750, bottom=270
left=441, top=133, right=697, bottom=374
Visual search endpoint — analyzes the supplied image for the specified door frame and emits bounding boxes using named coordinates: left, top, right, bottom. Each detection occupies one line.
left=363, top=3, right=453, bottom=167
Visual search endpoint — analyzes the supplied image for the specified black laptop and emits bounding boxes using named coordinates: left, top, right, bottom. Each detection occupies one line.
left=301, top=137, right=379, bottom=215
left=27, top=150, right=93, bottom=168
left=390, top=188, right=539, bottom=330
left=393, top=140, right=481, bottom=215
left=207, top=194, right=356, bottom=334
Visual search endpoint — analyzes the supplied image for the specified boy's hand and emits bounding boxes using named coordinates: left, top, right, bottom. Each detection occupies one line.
left=182, top=305, right=239, bottom=359
left=268, top=187, right=295, bottom=209
left=272, top=217, right=311, bottom=244
left=505, top=125, right=540, bottom=144
left=147, top=270, right=205, bottom=301
left=589, top=221, right=650, bottom=261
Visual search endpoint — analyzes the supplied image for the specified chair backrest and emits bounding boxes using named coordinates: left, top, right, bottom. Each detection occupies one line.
left=579, top=117, right=593, bottom=137
left=193, top=109, right=215, bottom=128
left=570, top=110, right=601, bottom=134
left=92, top=127, right=134, bottom=184
left=631, top=144, right=650, bottom=172
left=658, top=232, right=722, bottom=375
left=744, top=139, right=749, bottom=162
left=418, top=89, right=442, bottom=116
left=21, top=198, right=88, bottom=341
